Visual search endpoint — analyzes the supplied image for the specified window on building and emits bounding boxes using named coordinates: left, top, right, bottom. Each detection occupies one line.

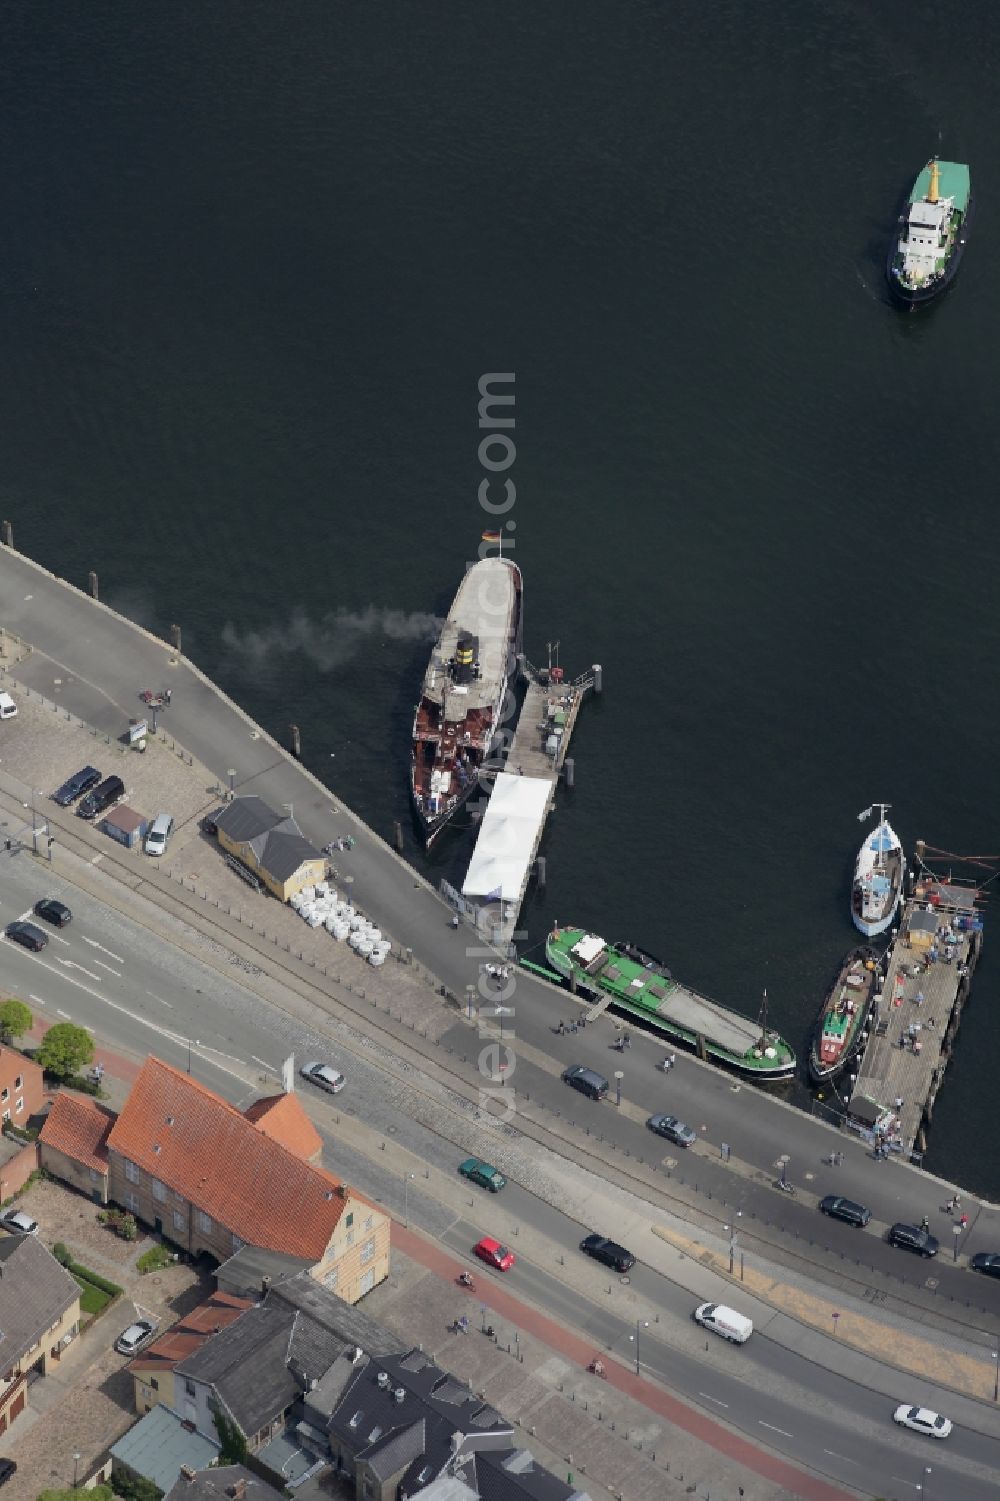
left=196, top=1210, right=212, bottom=1233
left=173, top=1211, right=185, bottom=1232
left=124, top=1159, right=140, bottom=1184
left=345, top=1212, right=354, bottom=1228
left=0, top=1088, right=8, bottom=1103
left=2, top=1111, right=9, bottom=1124
left=346, top=1229, right=355, bottom=1247
left=14, top=1076, right=21, bottom=1091
left=361, top=1238, right=375, bottom=1264
left=90, top=1168, right=101, bottom=1182
left=152, top=1178, right=167, bottom=1202
left=323, top=1265, right=339, bottom=1290
left=14, top=1098, right=23, bottom=1115
left=362, top=1477, right=374, bottom=1499
left=364, top=1215, right=373, bottom=1232
left=126, top=1192, right=139, bottom=1213
left=185, top=1380, right=196, bottom=1398
left=150, top=1378, right=159, bottom=1391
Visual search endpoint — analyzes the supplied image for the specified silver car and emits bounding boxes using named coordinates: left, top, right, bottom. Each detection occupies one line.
left=300, top=1061, right=346, bottom=1094
left=647, top=1113, right=697, bottom=1147
left=115, top=1319, right=156, bottom=1355
left=0, top=1210, right=38, bottom=1235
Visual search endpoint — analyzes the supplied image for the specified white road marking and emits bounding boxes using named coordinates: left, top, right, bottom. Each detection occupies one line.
left=252, top=1055, right=278, bottom=1073
left=698, top=1393, right=729, bottom=1408
left=58, top=958, right=102, bottom=982
left=57, top=1009, right=71, bottom=1019
left=93, top=961, right=122, bottom=978
left=29, top=994, right=47, bottom=1006
left=82, top=937, right=125, bottom=963
left=17, top=907, right=32, bottom=921
left=22, top=953, right=250, bottom=1084
left=824, top=1451, right=857, bottom=1463
left=91, top=853, right=104, bottom=866
left=759, top=1422, right=793, bottom=1438
left=48, top=932, right=71, bottom=946
left=146, top=991, right=173, bottom=1009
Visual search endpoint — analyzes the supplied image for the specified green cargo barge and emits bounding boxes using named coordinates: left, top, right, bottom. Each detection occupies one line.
left=545, top=926, right=796, bottom=1080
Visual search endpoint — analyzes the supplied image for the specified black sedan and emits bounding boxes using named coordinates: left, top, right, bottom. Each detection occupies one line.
left=580, top=1233, right=636, bottom=1273
left=34, top=898, right=72, bottom=928
left=52, top=765, right=101, bottom=807
left=5, top=921, right=48, bottom=952
left=971, top=1252, right=1000, bottom=1279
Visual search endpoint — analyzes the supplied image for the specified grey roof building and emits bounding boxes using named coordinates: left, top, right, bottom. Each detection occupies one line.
left=215, top=1243, right=312, bottom=1301
left=111, top=1402, right=221, bottom=1494
left=174, top=1271, right=400, bottom=1448
left=412, top=1450, right=592, bottom=1501
left=214, top=796, right=322, bottom=889
left=0, top=1233, right=80, bottom=1377
left=165, top=1463, right=284, bottom=1501
left=319, top=1347, right=514, bottom=1500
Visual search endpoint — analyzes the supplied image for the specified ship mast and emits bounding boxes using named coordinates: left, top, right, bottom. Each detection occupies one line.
left=928, top=159, right=941, bottom=204
left=874, top=801, right=890, bottom=872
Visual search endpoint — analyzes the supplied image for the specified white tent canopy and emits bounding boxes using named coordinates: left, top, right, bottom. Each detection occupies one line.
left=462, top=772, right=551, bottom=902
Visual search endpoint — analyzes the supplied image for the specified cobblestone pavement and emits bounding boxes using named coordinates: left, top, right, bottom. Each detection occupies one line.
left=367, top=1250, right=807, bottom=1501
left=3, top=1178, right=207, bottom=1496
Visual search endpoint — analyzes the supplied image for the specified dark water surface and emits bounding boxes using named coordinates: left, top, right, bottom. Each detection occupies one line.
left=3, top=2, right=1000, bottom=1191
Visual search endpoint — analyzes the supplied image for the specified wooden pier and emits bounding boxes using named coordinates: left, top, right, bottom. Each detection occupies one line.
left=846, top=877, right=983, bottom=1158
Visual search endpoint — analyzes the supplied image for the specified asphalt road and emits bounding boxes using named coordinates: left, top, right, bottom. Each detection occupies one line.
left=2, top=850, right=1000, bottom=1498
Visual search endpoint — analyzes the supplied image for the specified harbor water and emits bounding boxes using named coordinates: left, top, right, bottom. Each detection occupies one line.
left=4, top=1, right=1000, bottom=1191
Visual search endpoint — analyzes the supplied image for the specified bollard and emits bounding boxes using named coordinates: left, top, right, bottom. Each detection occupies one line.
left=564, top=757, right=575, bottom=789
left=170, top=623, right=182, bottom=653
left=88, top=570, right=99, bottom=600
left=289, top=723, right=302, bottom=759
left=0, top=520, right=11, bottom=547
left=535, top=855, right=546, bottom=887
left=393, top=820, right=404, bottom=852
left=592, top=662, right=603, bottom=694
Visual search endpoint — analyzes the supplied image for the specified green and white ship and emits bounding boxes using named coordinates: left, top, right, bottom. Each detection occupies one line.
left=887, top=158, right=972, bottom=308
left=544, top=926, right=796, bottom=1080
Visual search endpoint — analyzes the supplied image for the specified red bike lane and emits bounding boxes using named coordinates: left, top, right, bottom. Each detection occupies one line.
left=394, top=1225, right=859, bottom=1501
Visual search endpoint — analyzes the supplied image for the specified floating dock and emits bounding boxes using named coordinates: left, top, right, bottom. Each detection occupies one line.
left=444, top=657, right=599, bottom=950
left=843, top=875, right=983, bottom=1158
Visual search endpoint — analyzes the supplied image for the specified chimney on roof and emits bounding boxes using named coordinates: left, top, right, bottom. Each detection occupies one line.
left=179, top=1467, right=198, bottom=1483
left=450, top=1432, right=465, bottom=1457
left=352, top=1346, right=364, bottom=1364
left=393, top=1387, right=405, bottom=1404
left=261, top=1274, right=271, bottom=1298
left=226, top=1482, right=248, bottom=1501
left=337, top=1183, right=349, bottom=1199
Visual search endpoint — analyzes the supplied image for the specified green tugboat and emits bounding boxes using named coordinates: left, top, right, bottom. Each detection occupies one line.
left=887, top=158, right=972, bottom=308
left=544, top=926, right=796, bottom=1080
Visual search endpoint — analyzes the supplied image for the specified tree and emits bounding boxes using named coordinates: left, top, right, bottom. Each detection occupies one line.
left=111, top=1473, right=163, bottom=1501
left=0, top=998, right=31, bottom=1044
left=37, top=1022, right=94, bottom=1080
left=213, top=1407, right=248, bottom=1466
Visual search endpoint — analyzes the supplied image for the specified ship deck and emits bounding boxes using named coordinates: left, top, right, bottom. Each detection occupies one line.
left=553, top=929, right=765, bottom=1056
left=422, top=558, right=518, bottom=714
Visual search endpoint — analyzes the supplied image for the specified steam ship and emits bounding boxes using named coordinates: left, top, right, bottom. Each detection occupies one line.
left=411, top=555, right=522, bottom=846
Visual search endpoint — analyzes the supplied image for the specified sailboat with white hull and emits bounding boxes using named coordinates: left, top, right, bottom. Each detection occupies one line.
left=851, top=804, right=903, bottom=938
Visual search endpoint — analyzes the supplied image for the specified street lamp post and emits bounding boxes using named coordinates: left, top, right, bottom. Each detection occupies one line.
left=466, top=985, right=476, bottom=1020
left=953, top=1224, right=962, bottom=1262
left=73, top=1452, right=81, bottom=1488
left=632, top=1318, right=649, bottom=1375
left=614, top=1069, right=624, bottom=1108
left=30, top=787, right=37, bottom=853
left=403, top=1171, right=415, bottom=1228
left=993, top=1349, right=999, bottom=1403
left=923, top=1464, right=932, bottom=1500
left=187, top=1037, right=200, bottom=1074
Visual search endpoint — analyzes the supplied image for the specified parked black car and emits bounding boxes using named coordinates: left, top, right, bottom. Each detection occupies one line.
left=5, top=921, right=48, bottom=952
left=0, top=1457, right=17, bottom=1486
left=77, top=774, right=125, bottom=820
left=971, top=1252, right=1000, bottom=1279
left=561, top=1064, right=609, bottom=1100
left=888, top=1222, right=939, bottom=1257
left=580, top=1233, right=636, bottom=1273
left=53, top=765, right=101, bottom=806
left=819, top=1195, right=871, bottom=1228
left=34, top=898, right=72, bottom=928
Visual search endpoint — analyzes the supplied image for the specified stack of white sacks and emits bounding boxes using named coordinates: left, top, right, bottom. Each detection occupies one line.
left=290, top=883, right=391, bottom=966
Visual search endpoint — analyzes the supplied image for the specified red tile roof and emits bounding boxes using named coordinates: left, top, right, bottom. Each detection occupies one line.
left=106, top=1058, right=357, bottom=1260
left=243, top=1093, right=323, bottom=1162
left=40, top=1093, right=114, bottom=1173
left=129, top=1290, right=251, bottom=1373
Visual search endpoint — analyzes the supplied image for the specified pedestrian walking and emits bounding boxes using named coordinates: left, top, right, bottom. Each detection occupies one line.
left=165, top=687, right=172, bottom=705
left=960, top=1213, right=969, bottom=1229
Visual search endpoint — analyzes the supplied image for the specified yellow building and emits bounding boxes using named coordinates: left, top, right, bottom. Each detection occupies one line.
left=213, top=795, right=326, bottom=902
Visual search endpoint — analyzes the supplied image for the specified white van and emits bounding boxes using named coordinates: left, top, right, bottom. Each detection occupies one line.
left=144, top=812, right=174, bottom=857
left=0, top=692, right=17, bottom=720
left=693, top=1302, right=753, bottom=1344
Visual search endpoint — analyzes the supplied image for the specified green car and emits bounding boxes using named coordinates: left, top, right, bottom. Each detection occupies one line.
left=458, top=1157, right=507, bottom=1193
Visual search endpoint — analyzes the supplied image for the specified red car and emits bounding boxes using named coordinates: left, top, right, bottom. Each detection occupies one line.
left=474, top=1236, right=516, bottom=1272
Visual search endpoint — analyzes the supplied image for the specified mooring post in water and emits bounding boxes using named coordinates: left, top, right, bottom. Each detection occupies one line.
left=592, top=663, right=603, bottom=694
left=393, top=820, right=403, bottom=852
left=535, top=855, right=546, bottom=888
left=88, top=571, right=99, bottom=600
left=1, top=520, right=11, bottom=548
left=564, top=757, right=575, bottom=789
left=170, top=623, right=182, bottom=654
left=289, top=724, right=302, bottom=759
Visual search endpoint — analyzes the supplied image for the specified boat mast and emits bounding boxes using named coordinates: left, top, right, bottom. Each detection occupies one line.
left=875, top=801, right=890, bottom=872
